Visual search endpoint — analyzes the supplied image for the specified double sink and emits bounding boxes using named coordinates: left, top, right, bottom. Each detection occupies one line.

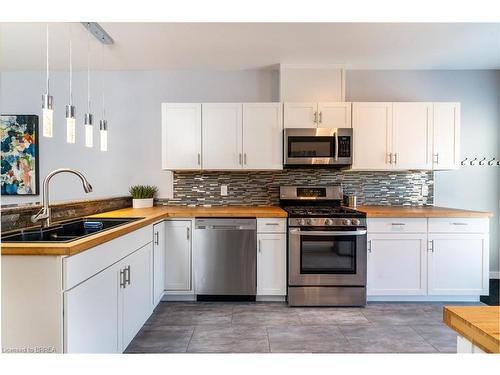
left=2, top=217, right=141, bottom=243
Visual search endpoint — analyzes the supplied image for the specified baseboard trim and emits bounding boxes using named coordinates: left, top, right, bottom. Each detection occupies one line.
left=162, top=294, right=196, bottom=302
left=256, top=295, right=286, bottom=302
left=490, top=272, right=500, bottom=279
left=368, top=295, right=480, bottom=302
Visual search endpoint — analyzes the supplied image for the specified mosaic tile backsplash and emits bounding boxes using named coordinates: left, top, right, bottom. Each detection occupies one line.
left=163, top=169, right=434, bottom=206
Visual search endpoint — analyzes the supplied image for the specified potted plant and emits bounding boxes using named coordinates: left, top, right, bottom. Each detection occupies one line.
left=129, top=185, right=158, bottom=208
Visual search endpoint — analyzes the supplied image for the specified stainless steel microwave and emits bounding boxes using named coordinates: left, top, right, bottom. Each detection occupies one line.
left=284, top=128, right=353, bottom=167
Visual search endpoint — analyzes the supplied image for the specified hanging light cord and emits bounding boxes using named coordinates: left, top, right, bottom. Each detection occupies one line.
left=46, top=23, right=50, bottom=94
left=87, top=30, right=91, bottom=113
left=101, top=43, right=105, bottom=119
left=69, top=24, right=73, bottom=106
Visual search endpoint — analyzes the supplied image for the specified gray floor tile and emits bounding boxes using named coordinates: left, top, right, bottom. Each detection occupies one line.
left=411, top=324, right=458, bottom=353
left=297, top=308, right=370, bottom=325
left=148, top=309, right=233, bottom=326
left=362, top=310, right=443, bottom=325
left=187, top=325, right=270, bottom=353
left=125, top=325, right=194, bottom=353
left=267, top=325, right=351, bottom=353
left=339, top=324, right=438, bottom=353
left=232, top=310, right=301, bottom=326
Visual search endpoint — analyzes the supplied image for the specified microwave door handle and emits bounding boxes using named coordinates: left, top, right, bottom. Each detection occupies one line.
left=334, top=131, right=339, bottom=161
left=289, top=229, right=367, bottom=236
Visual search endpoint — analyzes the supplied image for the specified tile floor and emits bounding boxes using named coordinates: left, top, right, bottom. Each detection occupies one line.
left=125, top=301, right=482, bottom=354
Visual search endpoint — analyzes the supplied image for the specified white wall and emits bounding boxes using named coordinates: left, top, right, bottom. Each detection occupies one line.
left=346, top=70, right=500, bottom=273
left=0, top=69, right=278, bottom=204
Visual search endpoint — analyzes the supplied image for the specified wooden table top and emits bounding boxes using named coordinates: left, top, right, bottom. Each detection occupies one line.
left=1, top=206, right=287, bottom=256
left=443, top=306, right=500, bottom=353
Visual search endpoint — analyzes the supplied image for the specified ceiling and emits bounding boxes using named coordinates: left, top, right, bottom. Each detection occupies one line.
left=1, top=23, right=499, bottom=71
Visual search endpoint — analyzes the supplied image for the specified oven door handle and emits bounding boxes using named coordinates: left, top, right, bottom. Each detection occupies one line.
left=289, top=229, right=367, bottom=236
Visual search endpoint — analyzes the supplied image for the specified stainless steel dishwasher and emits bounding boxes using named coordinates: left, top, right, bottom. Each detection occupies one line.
left=194, top=218, right=257, bottom=297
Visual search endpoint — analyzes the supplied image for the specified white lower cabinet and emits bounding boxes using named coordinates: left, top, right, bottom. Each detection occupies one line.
left=64, top=262, right=121, bottom=353
left=165, top=220, right=192, bottom=292
left=427, top=233, right=489, bottom=296
left=152, top=222, right=166, bottom=306
left=367, top=233, right=427, bottom=296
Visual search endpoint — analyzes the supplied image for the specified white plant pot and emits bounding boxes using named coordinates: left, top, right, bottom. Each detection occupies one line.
left=132, top=198, right=154, bottom=208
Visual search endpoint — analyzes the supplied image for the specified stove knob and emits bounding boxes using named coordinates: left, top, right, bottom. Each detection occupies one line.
left=306, top=218, right=313, bottom=225
left=324, top=218, right=333, bottom=226
left=298, top=219, right=306, bottom=226
left=342, top=219, right=351, bottom=226
left=351, top=219, right=361, bottom=226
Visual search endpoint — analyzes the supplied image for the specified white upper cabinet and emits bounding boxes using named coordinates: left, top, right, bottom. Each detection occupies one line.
left=242, top=103, right=283, bottom=170
left=392, top=102, right=433, bottom=170
left=432, top=102, right=460, bottom=170
left=202, top=103, right=243, bottom=170
left=161, top=103, right=202, bottom=170
left=351, top=102, right=393, bottom=170
left=351, top=102, right=460, bottom=171
left=317, top=102, right=352, bottom=128
left=283, top=102, right=317, bottom=128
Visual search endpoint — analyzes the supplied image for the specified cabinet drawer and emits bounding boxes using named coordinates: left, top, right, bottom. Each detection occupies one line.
left=367, top=218, right=427, bottom=233
left=428, top=218, right=489, bottom=233
left=257, top=218, right=286, bottom=233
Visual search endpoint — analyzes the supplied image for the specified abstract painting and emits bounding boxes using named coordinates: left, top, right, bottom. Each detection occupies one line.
left=1, top=115, right=39, bottom=195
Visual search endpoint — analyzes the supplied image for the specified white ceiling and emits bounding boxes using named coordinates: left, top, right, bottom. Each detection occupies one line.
left=1, top=22, right=499, bottom=71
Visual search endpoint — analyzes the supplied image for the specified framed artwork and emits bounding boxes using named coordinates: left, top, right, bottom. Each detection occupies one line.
left=1, top=114, right=39, bottom=195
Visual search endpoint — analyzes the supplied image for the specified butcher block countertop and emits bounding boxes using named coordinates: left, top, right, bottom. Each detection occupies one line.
left=1, top=206, right=287, bottom=256
left=444, top=306, right=500, bottom=353
left=358, top=205, right=493, bottom=218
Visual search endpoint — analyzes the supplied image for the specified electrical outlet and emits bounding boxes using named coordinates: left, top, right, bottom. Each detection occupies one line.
left=220, top=185, right=228, bottom=196
left=421, top=185, right=429, bottom=196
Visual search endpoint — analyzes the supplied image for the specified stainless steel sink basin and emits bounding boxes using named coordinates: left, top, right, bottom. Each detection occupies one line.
left=1, top=217, right=143, bottom=243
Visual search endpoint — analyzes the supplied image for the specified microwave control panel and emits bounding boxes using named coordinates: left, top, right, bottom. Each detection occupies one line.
left=338, top=136, right=351, bottom=158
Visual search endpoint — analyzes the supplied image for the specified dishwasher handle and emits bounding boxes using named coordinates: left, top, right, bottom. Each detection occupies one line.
left=195, top=218, right=256, bottom=231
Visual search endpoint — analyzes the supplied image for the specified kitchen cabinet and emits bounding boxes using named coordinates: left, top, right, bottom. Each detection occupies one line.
left=165, top=220, right=192, bottom=292
left=352, top=102, right=393, bottom=170
left=121, top=243, right=153, bottom=351
left=351, top=102, right=460, bottom=171
left=161, top=103, right=202, bottom=170
left=202, top=103, right=242, bottom=170
left=392, top=102, right=433, bottom=170
left=367, top=233, right=428, bottom=296
left=432, top=102, right=460, bottom=169
left=428, top=233, right=489, bottom=296
left=256, top=218, right=286, bottom=297
left=283, top=102, right=351, bottom=129
left=64, top=262, right=121, bottom=353
left=152, top=222, right=166, bottom=306
left=242, top=103, right=282, bottom=169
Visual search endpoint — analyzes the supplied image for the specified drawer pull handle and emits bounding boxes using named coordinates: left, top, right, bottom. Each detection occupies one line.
left=265, top=223, right=280, bottom=226
left=451, top=222, right=468, bottom=226
left=391, top=223, right=406, bottom=226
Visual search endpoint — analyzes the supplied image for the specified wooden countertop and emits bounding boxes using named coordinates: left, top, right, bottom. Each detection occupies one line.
left=358, top=205, right=493, bottom=218
left=1, top=206, right=287, bottom=256
left=444, top=306, right=500, bottom=353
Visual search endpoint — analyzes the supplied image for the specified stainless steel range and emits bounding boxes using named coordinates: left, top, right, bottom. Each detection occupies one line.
left=280, top=185, right=367, bottom=307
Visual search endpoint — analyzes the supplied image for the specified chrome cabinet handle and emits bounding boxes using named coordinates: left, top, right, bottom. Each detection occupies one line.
left=154, top=231, right=159, bottom=245
left=394, top=153, right=398, bottom=164
left=313, top=111, right=318, bottom=124
left=265, top=223, right=280, bottom=226
left=239, top=153, right=242, bottom=165
left=120, top=269, right=126, bottom=288
left=451, top=222, right=468, bottom=226
left=391, top=223, right=406, bottom=226
left=197, top=153, right=201, bottom=165
left=368, top=240, right=372, bottom=253
left=244, top=153, right=247, bottom=165
left=186, top=226, right=190, bottom=240
left=125, top=265, right=131, bottom=285
left=319, top=111, right=323, bottom=123
left=289, top=229, right=367, bottom=236
left=388, top=153, right=393, bottom=164
left=433, top=153, right=439, bottom=164
left=428, top=240, right=434, bottom=252
left=258, top=239, right=262, bottom=253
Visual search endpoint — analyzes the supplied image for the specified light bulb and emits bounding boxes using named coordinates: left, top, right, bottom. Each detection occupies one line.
left=84, top=113, right=93, bottom=148
left=42, top=94, right=53, bottom=138
left=99, top=119, right=108, bottom=152
left=66, top=105, right=76, bottom=143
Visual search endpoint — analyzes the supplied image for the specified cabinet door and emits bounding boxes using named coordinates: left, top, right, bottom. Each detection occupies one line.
left=202, top=103, right=243, bottom=169
left=122, top=243, right=153, bottom=351
left=367, top=233, right=428, bottom=296
left=242, top=103, right=282, bottom=170
left=161, top=103, right=202, bottom=170
left=64, top=263, right=120, bottom=353
left=257, top=233, right=287, bottom=296
left=351, top=102, right=392, bottom=169
left=153, top=222, right=166, bottom=306
left=392, top=102, right=433, bottom=170
left=165, top=220, right=192, bottom=291
left=283, top=102, right=317, bottom=128
left=433, top=102, right=460, bottom=170
left=428, top=234, right=489, bottom=296
left=317, top=102, right=351, bottom=128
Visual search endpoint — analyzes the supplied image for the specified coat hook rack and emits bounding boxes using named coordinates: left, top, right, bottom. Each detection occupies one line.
left=469, top=157, right=478, bottom=166
left=478, top=157, right=487, bottom=166
left=461, top=157, right=468, bottom=166
left=488, top=158, right=496, bottom=166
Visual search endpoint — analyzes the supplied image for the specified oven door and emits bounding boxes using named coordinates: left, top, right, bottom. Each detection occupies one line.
left=288, top=227, right=367, bottom=286
left=284, top=128, right=352, bottom=166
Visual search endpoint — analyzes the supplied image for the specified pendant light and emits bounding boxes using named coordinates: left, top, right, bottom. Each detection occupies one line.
left=84, top=31, right=93, bottom=148
left=66, top=24, right=76, bottom=143
left=99, top=44, right=108, bottom=152
left=42, top=24, right=53, bottom=138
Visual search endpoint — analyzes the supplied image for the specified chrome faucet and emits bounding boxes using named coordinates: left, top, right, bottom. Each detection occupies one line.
left=31, top=168, right=93, bottom=228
